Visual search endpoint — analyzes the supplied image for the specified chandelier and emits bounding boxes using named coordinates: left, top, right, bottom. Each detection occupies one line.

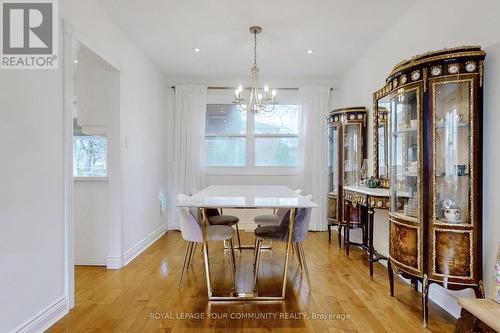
left=233, top=26, right=277, bottom=114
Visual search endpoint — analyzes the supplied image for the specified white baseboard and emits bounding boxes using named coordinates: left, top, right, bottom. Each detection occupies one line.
left=123, top=224, right=167, bottom=266
left=106, top=255, right=123, bottom=269
left=12, top=296, right=67, bottom=333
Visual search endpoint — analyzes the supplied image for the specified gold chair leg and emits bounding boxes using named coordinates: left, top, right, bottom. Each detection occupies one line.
left=189, top=243, right=197, bottom=268
left=253, top=227, right=260, bottom=271
left=235, top=224, right=242, bottom=253
left=295, top=243, right=303, bottom=271
left=186, top=241, right=194, bottom=271
left=228, top=238, right=236, bottom=288
left=253, top=239, right=262, bottom=290
left=229, top=238, right=236, bottom=271
left=178, top=241, right=191, bottom=288
left=298, top=243, right=312, bottom=291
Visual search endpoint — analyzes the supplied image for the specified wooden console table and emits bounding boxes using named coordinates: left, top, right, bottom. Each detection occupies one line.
left=343, top=186, right=391, bottom=278
left=455, top=298, right=500, bottom=333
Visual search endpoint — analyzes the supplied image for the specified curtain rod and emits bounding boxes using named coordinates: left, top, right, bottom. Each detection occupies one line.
left=169, top=86, right=334, bottom=91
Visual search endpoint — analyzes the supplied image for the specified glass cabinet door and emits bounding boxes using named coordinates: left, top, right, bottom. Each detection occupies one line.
left=389, top=89, right=419, bottom=220
left=377, top=100, right=390, bottom=179
left=432, top=81, right=472, bottom=224
left=378, top=118, right=388, bottom=178
left=328, top=125, right=340, bottom=195
left=343, top=123, right=362, bottom=186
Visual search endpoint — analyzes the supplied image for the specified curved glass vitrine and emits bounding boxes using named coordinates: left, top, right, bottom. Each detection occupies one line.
left=383, top=47, right=486, bottom=327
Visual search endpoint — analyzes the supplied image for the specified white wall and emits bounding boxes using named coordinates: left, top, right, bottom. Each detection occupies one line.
left=74, top=180, right=108, bottom=265
left=334, top=0, right=500, bottom=317
left=0, top=0, right=170, bottom=331
left=62, top=0, right=170, bottom=265
left=0, top=63, right=65, bottom=333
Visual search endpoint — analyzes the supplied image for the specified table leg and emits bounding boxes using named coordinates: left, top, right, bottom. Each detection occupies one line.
left=200, top=208, right=213, bottom=299
left=362, top=206, right=368, bottom=247
left=368, top=207, right=374, bottom=279
left=388, top=258, right=395, bottom=297
left=345, top=202, right=350, bottom=256
left=281, top=208, right=296, bottom=299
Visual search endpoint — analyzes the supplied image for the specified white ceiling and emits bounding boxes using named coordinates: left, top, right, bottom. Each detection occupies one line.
left=98, top=0, right=415, bottom=83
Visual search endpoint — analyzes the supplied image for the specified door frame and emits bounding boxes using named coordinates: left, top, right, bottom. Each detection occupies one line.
left=62, top=19, right=122, bottom=309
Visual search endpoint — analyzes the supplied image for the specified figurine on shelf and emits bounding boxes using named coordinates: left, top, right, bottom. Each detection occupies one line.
left=365, top=176, right=380, bottom=188
left=359, top=159, right=369, bottom=185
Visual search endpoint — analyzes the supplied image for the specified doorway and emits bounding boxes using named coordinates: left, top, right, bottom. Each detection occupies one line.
left=63, top=25, right=122, bottom=309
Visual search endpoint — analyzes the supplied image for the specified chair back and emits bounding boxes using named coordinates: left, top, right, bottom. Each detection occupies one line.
left=274, top=189, right=304, bottom=218
left=280, top=194, right=313, bottom=243
left=177, top=194, right=202, bottom=243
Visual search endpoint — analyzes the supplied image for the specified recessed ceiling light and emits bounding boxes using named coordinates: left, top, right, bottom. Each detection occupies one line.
left=307, top=49, right=313, bottom=54
left=74, top=59, right=78, bottom=63
left=193, top=48, right=200, bottom=53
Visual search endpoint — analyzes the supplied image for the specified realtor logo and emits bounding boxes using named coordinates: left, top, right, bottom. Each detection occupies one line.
left=1, top=0, right=58, bottom=69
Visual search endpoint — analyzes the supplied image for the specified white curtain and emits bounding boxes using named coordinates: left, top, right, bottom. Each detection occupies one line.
left=299, top=86, right=331, bottom=231
left=171, top=85, right=207, bottom=229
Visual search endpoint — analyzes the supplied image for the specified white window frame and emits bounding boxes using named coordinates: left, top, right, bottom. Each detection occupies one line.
left=205, top=89, right=300, bottom=176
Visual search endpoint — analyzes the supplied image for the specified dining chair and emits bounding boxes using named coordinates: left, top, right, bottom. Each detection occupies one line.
left=177, top=194, right=236, bottom=288
left=253, top=189, right=303, bottom=227
left=253, top=194, right=313, bottom=291
left=190, top=189, right=242, bottom=252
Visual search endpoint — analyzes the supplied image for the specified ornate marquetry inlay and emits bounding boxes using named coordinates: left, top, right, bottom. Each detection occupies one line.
left=343, top=190, right=367, bottom=206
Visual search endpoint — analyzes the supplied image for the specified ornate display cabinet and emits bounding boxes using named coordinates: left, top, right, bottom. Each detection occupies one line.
left=381, top=47, right=486, bottom=327
left=326, top=107, right=367, bottom=246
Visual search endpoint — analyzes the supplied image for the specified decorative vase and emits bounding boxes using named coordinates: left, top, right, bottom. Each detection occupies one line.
left=365, top=177, right=380, bottom=188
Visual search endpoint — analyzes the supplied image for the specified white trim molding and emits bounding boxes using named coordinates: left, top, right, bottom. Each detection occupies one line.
left=123, top=224, right=167, bottom=266
left=62, top=18, right=75, bottom=310
left=106, top=255, right=123, bottom=270
left=12, top=297, right=67, bottom=333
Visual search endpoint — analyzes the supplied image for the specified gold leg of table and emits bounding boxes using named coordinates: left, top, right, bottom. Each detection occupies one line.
left=280, top=208, right=296, bottom=299
left=200, top=206, right=295, bottom=302
left=200, top=208, right=213, bottom=299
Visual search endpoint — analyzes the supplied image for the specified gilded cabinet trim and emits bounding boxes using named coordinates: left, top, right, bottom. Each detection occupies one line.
left=343, top=190, right=367, bottom=207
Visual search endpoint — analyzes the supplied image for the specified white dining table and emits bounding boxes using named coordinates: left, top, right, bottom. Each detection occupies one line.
left=176, top=185, right=318, bottom=301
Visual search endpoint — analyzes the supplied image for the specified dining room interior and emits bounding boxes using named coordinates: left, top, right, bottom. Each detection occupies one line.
left=2, top=0, right=500, bottom=332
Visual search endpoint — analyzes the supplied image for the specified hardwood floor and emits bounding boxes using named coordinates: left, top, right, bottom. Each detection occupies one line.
left=48, top=231, right=455, bottom=332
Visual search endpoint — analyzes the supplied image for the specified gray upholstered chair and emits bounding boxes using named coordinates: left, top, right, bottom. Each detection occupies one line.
left=253, top=189, right=303, bottom=227
left=205, top=208, right=242, bottom=252
left=253, top=194, right=313, bottom=291
left=177, top=194, right=236, bottom=288
left=191, top=189, right=242, bottom=251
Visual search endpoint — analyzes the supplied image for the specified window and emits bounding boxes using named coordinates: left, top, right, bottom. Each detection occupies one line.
left=73, top=135, right=108, bottom=177
left=205, top=104, right=300, bottom=167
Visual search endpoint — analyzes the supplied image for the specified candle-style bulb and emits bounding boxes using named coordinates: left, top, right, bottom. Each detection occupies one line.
left=238, top=85, right=243, bottom=92
left=264, top=85, right=269, bottom=92
left=235, top=89, right=239, bottom=97
left=271, top=89, right=277, bottom=97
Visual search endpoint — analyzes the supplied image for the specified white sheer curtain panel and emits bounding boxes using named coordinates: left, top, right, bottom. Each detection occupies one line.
left=298, top=86, right=331, bottom=231
left=171, top=85, right=207, bottom=229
